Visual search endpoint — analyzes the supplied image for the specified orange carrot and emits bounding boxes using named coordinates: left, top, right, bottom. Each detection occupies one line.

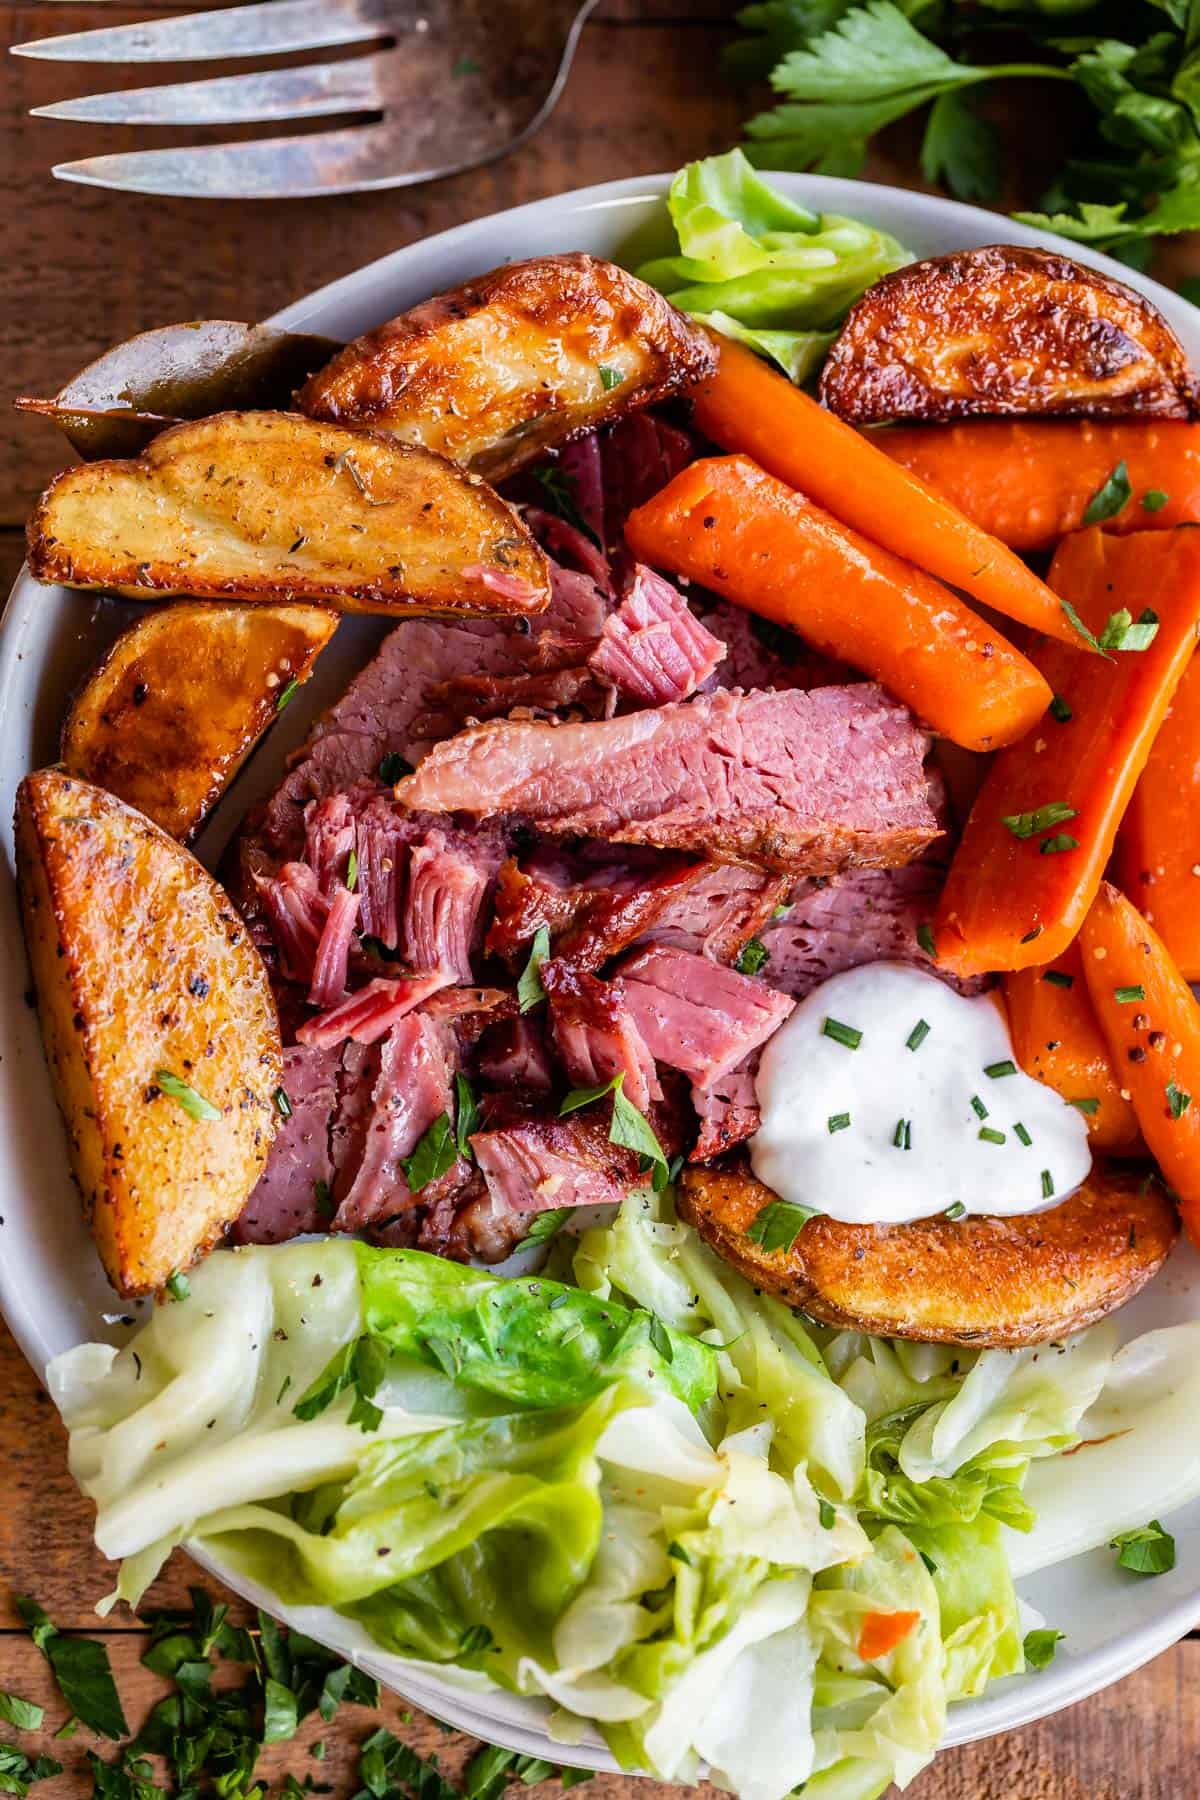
left=857, top=1610, right=921, bottom=1662
left=1079, top=882, right=1200, bottom=1248
left=876, top=419, right=1200, bottom=553
left=1003, top=943, right=1141, bottom=1154
left=935, top=527, right=1200, bottom=977
left=1117, top=651, right=1200, bottom=981
left=624, top=454, right=1051, bottom=753
left=688, top=333, right=1081, bottom=647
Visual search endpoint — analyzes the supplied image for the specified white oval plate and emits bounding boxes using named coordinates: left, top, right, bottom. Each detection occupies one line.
left=3, top=171, right=1200, bottom=1768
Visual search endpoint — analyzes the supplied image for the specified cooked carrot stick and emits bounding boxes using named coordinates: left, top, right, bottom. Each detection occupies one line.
left=1079, top=882, right=1200, bottom=1248
left=935, top=526, right=1200, bottom=977
left=1003, top=943, right=1141, bottom=1154
left=624, top=454, right=1050, bottom=753
left=876, top=419, right=1200, bottom=553
left=687, top=333, right=1081, bottom=647
left=1116, top=651, right=1200, bottom=981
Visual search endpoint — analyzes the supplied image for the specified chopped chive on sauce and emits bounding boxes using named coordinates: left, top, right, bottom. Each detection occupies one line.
left=906, top=1018, right=931, bottom=1052
left=597, top=364, right=624, bottom=391
left=827, top=1112, right=851, bottom=1134
left=822, top=1016, right=862, bottom=1050
left=1014, top=1122, right=1033, bottom=1147
left=892, top=1118, right=912, bottom=1150
left=944, top=1202, right=966, bottom=1220
left=1114, top=984, right=1145, bottom=1004
left=970, top=1094, right=989, bottom=1120
left=1043, top=969, right=1074, bottom=989
left=1049, top=694, right=1073, bottom=723
left=1041, top=1169, right=1056, bottom=1199
left=984, top=1059, right=1018, bottom=1079
left=978, top=1126, right=1007, bottom=1146
left=1068, top=1097, right=1099, bottom=1115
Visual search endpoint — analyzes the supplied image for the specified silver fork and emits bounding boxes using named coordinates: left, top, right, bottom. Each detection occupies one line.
left=13, top=0, right=598, bottom=199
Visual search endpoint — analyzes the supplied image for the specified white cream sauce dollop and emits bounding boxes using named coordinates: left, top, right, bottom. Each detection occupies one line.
left=750, top=961, right=1092, bottom=1226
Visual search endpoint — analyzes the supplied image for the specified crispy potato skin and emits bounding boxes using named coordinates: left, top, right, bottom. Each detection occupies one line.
left=678, top=1163, right=1177, bottom=1347
left=819, top=245, right=1200, bottom=424
left=298, top=253, right=718, bottom=480
left=62, top=602, right=338, bottom=841
left=15, top=770, right=281, bottom=1295
left=26, top=411, right=549, bottom=618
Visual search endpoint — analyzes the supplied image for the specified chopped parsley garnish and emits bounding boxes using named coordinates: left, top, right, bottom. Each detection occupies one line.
left=1023, top=1628, right=1065, bottom=1671
left=401, top=1113, right=458, bottom=1192
left=1068, top=1097, right=1099, bottom=1115
left=827, top=1112, right=851, bottom=1134
left=346, top=848, right=358, bottom=892
left=273, top=1086, right=292, bottom=1118
left=17, top=1598, right=128, bottom=1740
left=892, top=1118, right=912, bottom=1150
left=984, top=1059, right=1017, bottom=1079
left=557, top=1072, right=668, bottom=1182
left=314, top=1177, right=334, bottom=1218
left=1041, top=1169, right=1056, bottom=1199
left=818, top=1498, right=836, bottom=1530
left=667, top=1541, right=693, bottom=1565
left=735, top=936, right=770, bottom=976
left=0, top=1693, right=43, bottom=1732
left=822, top=1016, right=862, bottom=1049
left=906, top=1018, right=931, bottom=1051
left=977, top=1126, right=1006, bottom=1145
left=454, top=1073, right=480, bottom=1158
left=517, top=925, right=551, bottom=1012
left=944, top=1202, right=966, bottom=1220
left=746, top=1198, right=819, bottom=1253
left=916, top=922, right=937, bottom=959
left=1099, top=606, right=1159, bottom=652
left=1043, top=969, right=1074, bottom=989
left=458, top=1625, right=495, bottom=1659
left=516, top=1207, right=571, bottom=1252
left=1002, top=802, right=1077, bottom=840
left=275, top=676, right=299, bottom=712
left=597, top=364, right=624, bottom=390
left=646, top=1314, right=674, bottom=1364
left=0, top=1743, right=60, bottom=1793
left=293, top=1333, right=390, bottom=1433
left=1114, top=984, right=1145, bottom=1004
left=1082, top=460, right=1131, bottom=525
left=1111, top=1519, right=1175, bottom=1576
left=1040, top=833, right=1079, bottom=855
left=154, top=1068, right=221, bottom=1122
left=970, top=1094, right=988, bottom=1120
left=1142, top=490, right=1170, bottom=513
left=1014, top=1122, right=1033, bottom=1147
left=1049, top=693, right=1073, bottom=723
left=165, top=1271, right=190, bottom=1302
left=453, top=54, right=481, bottom=75
left=378, top=750, right=413, bottom=784
left=1167, top=1080, right=1192, bottom=1119
left=532, top=464, right=599, bottom=546
left=1060, top=598, right=1107, bottom=656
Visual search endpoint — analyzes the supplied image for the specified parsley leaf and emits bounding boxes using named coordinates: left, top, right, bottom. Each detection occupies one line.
left=516, top=1207, right=572, bottom=1251
left=735, top=936, right=770, bottom=976
left=153, top=1068, right=221, bottom=1123
left=1083, top=459, right=1132, bottom=524
left=920, top=89, right=999, bottom=202
left=401, top=1113, right=458, bottom=1193
left=746, top=1198, right=820, bottom=1253
left=1023, top=1628, right=1065, bottom=1671
left=292, top=1334, right=391, bottom=1433
left=609, top=1081, right=669, bottom=1180
left=0, top=1696, right=42, bottom=1734
left=17, top=1599, right=128, bottom=1740
left=455, top=1073, right=480, bottom=1158
left=1111, top=1518, right=1176, bottom=1575
left=0, top=1743, right=61, bottom=1796
left=531, top=466, right=598, bottom=546
left=517, top=925, right=551, bottom=1013
left=1002, top=802, right=1077, bottom=840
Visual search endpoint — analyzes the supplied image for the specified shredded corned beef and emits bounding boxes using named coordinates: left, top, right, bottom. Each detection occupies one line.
left=542, top=961, right=661, bottom=1113
left=256, top=862, right=328, bottom=984
left=296, top=971, right=453, bottom=1048
left=485, top=848, right=706, bottom=973
left=334, top=1012, right=461, bottom=1231
left=402, top=832, right=488, bottom=982
left=476, top=1014, right=555, bottom=1092
left=309, top=884, right=360, bottom=1008
left=588, top=565, right=726, bottom=705
left=645, top=862, right=790, bottom=964
left=618, top=944, right=796, bottom=1088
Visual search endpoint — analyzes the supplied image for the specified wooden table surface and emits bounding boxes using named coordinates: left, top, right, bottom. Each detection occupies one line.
left=2, top=4, right=1199, bottom=1795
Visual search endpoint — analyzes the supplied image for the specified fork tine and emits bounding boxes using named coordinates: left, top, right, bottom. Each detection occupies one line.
left=30, top=58, right=384, bottom=128
left=12, top=0, right=394, bottom=64
left=51, top=123, right=451, bottom=200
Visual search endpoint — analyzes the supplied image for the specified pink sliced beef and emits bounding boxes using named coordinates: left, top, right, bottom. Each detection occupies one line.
left=395, top=686, right=937, bottom=876
left=698, top=601, right=851, bottom=695
left=476, top=1013, right=556, bottom=1091
left=470, top=1102, right=649, bottom=1218
left=233, top=1044, right=338, bottom=1244
left=542, top=961, right=660, bottom=1113
left=401, top=831, right=489, bottom=982
left=309, top=885, right=359, bottom=1007
left=296, top=972, right=453, bottom=1048
left=618, top=944, right=795, bottom=1087
left=334, top=1012, right=460, bottom=1232
left=601, top=412, right=697, bottom=544
left=588, top=566, right=725, bottom=705
left=417, top=663, right=609, bottom=732
left=645, top=862, right=790, bottom=964
left=485, top=847, right=706, bottom=973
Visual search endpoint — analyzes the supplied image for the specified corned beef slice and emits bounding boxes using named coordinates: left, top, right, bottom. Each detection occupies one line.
left=420, top=663, right=608, bottom=731
left=257, top=862, right=328, bottom=983
left=296, top=971, right=453, bottom=1048
left=470, top=1103, right=649, bottom=1217
left=234, top=1043, right=337, bottom=1244
left=476, top=1014, right=556, bottom=1091
left=402, top=831, right=488, bottom=982
left=309, top=884, right=359, bottom=1007
left=542, top=960, right=661, bottom=1113
left=588, top=566, right=726, bottom=705
left=645, top=861, right=790, bottom=963
left=618, top=945, right=795, bottom=1087
left=334, top=1012, right=459, bottom=1231
left=395, top=686, right=937, bottom=875
left=486, top=848, right=707, bottom=972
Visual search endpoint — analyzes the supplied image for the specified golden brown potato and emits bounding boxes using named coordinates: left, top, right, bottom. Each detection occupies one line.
left=819, top=244, right=1199, bottom=424
left=26, top=411, right=549, bottom=618
left=62, top=602, right=338, bottom=841
left=678, top=1163, right=1176, bottom=1347
left=16, top=769, right=281, bottom=1296
left=298, top=254, right=717, bottom=481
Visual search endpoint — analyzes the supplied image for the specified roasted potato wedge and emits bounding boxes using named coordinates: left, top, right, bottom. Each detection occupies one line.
left=819, top=245, right=1199, bottom=424
left=678, top=1163, right=1176, bottom=1347
left=62, top=602, right=339, bottom=841
left=16, top=320, right=338, bottom=461
left=16, top=770, right=282, bottom=1296
left=298, top=254, right=717, bottom=481
left=27, top=411, right=550, bottom=619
